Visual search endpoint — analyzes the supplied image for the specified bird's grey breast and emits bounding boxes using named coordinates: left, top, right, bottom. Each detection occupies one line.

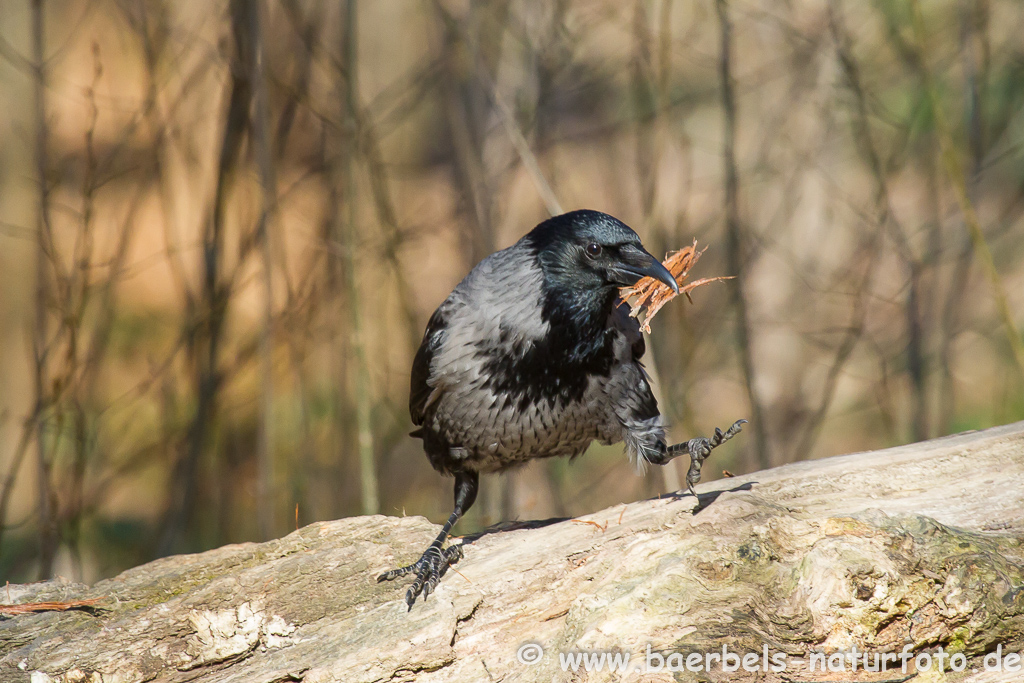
left=419, top=245, right=611, bottom=470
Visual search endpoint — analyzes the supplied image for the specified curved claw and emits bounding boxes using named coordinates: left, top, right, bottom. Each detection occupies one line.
left=378, top=542, right=464, bottom=610
left=377, top=564, right=413, bottom=582
left=684, top=418, right=747, bottom=497
left=686, top=436, right=711, bottom=486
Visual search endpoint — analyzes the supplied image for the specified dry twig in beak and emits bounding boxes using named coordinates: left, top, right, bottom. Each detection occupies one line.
left=618, top=240, right=733, bottom=333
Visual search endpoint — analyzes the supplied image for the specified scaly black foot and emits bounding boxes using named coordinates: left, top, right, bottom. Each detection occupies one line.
left=683, top=419, right=747, bottom=497
left=377, top=542, right=464, bottom=610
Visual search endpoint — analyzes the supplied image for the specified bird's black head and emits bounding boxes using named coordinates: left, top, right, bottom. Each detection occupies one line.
left=524, top=210, right=678, bottom=301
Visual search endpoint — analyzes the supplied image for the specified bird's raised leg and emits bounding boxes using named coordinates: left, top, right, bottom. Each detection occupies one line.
left=377, top=470, right=479, bottom=609
left=648, top=419, right=747, bottom=497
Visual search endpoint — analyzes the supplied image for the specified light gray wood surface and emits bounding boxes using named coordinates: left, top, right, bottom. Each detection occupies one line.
left=3, top=422, right=1023, bottom=682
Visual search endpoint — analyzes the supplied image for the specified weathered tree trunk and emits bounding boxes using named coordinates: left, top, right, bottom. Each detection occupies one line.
left=3, top=422, right=1024, bottom=682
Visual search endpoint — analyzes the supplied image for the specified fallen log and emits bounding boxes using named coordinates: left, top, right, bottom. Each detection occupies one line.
left=2, top=422, right=1023, bottom=682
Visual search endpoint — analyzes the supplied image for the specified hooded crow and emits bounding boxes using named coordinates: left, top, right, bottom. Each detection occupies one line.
left=379, top=210, right=745, bottom=608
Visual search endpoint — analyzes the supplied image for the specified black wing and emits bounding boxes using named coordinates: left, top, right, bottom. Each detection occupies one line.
left=610, top=299, right=645, bottom=361
left=409, top=304, right=450, bottom=428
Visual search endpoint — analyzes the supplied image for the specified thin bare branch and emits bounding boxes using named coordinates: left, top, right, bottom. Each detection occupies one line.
left=716, top=0, right=770, bottom=469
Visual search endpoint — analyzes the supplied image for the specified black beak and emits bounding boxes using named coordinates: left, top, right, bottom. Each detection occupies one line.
left=615, top=245, right=680, bottom=294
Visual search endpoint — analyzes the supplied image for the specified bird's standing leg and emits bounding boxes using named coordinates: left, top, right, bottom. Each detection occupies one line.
left=647, top=419, right=747, bottom=497
left=377, top=470, right=479, bottom=609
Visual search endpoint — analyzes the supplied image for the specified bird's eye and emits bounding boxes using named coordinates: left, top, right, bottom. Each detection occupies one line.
left=585, top=243, right=602, bottom=258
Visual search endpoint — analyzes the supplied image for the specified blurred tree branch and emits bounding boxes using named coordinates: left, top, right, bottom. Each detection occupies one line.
left=336, top=0, right=379, bottom=516
left=30, top=0, right=58, bottom=579
left=716, top=0, right=770, bottom=470
left=158, top=0, right=256, bottom=556
left=909, top=0, right=1024, bottom=382
left=249, top=0, right=278, bottom=540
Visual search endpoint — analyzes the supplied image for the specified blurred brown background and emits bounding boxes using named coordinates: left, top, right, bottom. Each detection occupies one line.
left=0, top=0, right=1022, bottom=584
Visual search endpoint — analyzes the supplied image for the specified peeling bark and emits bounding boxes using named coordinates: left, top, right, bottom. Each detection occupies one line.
left=2, top=423, right=1024, bottom=682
